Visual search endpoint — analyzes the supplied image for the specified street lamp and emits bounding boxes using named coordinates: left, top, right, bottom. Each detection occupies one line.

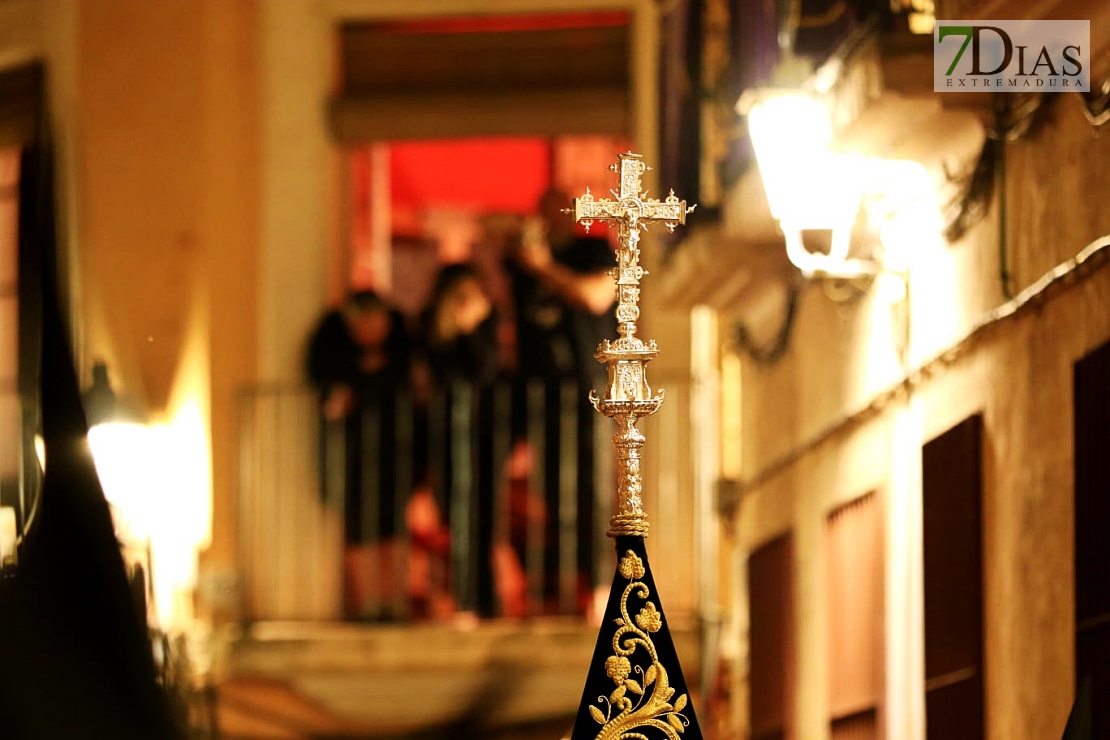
left=737, top=86, right=873, bottom=279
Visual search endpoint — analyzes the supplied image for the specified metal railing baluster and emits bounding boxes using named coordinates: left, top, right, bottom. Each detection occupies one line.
left=525, top=379, right=545, bottom=615
left=360, top=400, right=381, bottom=618
left=393, top=389, right=413, bottom=621
left=234, top=376, right=696, bottom=624
left=449, top=382, right=474, bottom=613
left=558, top=380, right=578, bottom=615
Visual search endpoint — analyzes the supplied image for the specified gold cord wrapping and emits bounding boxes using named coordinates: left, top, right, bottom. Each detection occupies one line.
left=607, top=512, right=650, bottom=539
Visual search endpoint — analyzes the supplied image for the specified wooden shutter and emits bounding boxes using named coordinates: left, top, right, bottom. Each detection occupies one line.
left=922, top=415, right=984, bottom=740
left=749, top=533, right=794, bottom=740
left=1074, top=339, right=1110, bottom=731
left=827, top=492, right=882, bottom=740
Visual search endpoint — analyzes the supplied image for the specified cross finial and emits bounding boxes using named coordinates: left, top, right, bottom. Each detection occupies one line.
left=571, top=153, right=694, bottom=339
left=567, top=153, right=695, bottom=536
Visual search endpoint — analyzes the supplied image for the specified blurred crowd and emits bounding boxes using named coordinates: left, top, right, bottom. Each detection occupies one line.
left=304, top=188, right=617, bottom=622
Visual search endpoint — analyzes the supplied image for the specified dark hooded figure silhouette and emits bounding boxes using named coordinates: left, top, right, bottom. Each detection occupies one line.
left=0, top=144, right=184, bottom=739
left=1061, top=674, right=1094, bottom=740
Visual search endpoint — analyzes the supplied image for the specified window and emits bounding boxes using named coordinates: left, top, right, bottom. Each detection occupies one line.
left=922, top=415, right=984, bottom=740
left=827, top=492, right=882, bottom=740
left=748, top=533, right=794, bottom=740
left=1074, top=339, right=1110, bottom=729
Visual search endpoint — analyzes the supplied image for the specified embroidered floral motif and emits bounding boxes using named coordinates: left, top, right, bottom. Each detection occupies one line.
left=605, top=656, right=632, bottom=685
left=591, top=550, right=690, bottom=738
left=635, top=602, right=662, bottom=633
left=618, top=550, right=645, bottom=580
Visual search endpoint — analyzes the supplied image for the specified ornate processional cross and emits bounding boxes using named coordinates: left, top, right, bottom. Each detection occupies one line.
left=570, top=152, right=695, bottom=538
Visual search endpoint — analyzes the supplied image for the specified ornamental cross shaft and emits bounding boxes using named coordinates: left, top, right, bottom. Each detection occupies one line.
left=571, top=153, right=694, bottom=538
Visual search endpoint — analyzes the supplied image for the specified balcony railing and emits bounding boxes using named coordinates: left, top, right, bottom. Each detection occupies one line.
left=236, top=374, right=702, bottom=624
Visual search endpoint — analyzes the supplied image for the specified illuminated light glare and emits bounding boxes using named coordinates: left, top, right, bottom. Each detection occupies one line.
left=908, top=13, right=935, bottom=35
left=868, top=160, right=942, bottom=255
left=877, top=271, right=908, bottom=303
left=746, top=92, right=868, bottom=274
left=746, top=93, right=834, bottom=221
left=87, top=422, right=159, bottom=542
left=87, top=403, right=212, bottom=632
left=812, top=58, right=842, bottom=94
left=0, top=506, right=15, bottom=562
left=746, top=88, right=954, bottom=382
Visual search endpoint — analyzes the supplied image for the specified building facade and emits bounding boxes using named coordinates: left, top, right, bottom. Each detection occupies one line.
left=668, top=1, right=1110, bottom=738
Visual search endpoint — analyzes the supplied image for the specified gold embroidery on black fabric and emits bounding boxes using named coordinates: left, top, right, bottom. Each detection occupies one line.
left=589, top=551, right=691, bottom=738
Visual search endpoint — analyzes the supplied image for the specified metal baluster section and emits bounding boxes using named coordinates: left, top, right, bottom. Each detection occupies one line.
left=293, top=395, right=313, bottom=612
left=427, top=388, right=448, bottom=608
left=491, top=383, right=511, bottom=617
left=324, top=413, right=346, bottom=618
left=525, top=379, right=545, bottom=615
left=558, top=379, right=578, bottom=615
left=271, top=392, right=286, bottom=616
left=393, top=388, right=413, bottom=621
left=449, top=382, right=474, bottom=613
left=236, top=390, right=255, bottom=620
left=360, top=400, right=381, bottom=619
left=470, top=386, right=483, bottom=616
left=233, top=371, right=665, bottom=624
left=314, top=393, right=337, bottom=617
left=491, top=384, right=511, bottom=547
left=428, top=389, right=445, bottom=517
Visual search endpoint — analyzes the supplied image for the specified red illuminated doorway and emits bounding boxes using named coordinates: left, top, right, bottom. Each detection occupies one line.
left=347, top=135, right=631, bottom=318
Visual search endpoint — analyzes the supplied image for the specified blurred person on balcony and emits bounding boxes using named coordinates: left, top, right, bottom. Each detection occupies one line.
left=418, top=262, right=500, bottom=388
left=505, top=187, right=617, bottom=613
left=413, top=262, right=506, bottom=618
left=305, top=289, right=413, bottom=620
left=508, top=188, right=616, bottom=387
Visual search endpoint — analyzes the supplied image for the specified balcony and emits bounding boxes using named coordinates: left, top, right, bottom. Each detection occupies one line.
left=208, top=375, right=705, bottom=737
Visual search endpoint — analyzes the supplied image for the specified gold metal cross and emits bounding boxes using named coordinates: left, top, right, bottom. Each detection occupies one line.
left=569, top=152, right=694, bottom=537
left=572, top=153, right=694, bottom=341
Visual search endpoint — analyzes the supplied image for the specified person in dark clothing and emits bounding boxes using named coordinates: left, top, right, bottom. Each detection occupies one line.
left=416, top=263, right=504, bottom=617
left=504, top=188, right=618, bottom=614
left=305, top=289, right=413, bottom=620
left=507, top=189, right=617, bottom=390
left=419, top=262, right=500, bottom=389
left=307, top=289, right=411, bottom=412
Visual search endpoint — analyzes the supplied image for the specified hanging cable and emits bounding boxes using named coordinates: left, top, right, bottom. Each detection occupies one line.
left=943, top=91, right=1059, bottom=244
left=730, top=276, right=803, bottom=367
left=994, top=95, right=1013, bottom=300
left=1079, top=78, right=1110, bottom=126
